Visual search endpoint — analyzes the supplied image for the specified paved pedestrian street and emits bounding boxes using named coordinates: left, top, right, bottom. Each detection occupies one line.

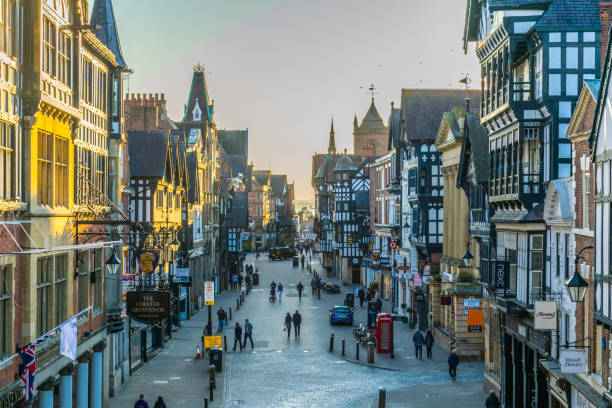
left=111, top=254, right=487, bottom=407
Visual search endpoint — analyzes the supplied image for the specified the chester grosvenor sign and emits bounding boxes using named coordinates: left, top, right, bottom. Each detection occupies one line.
left=126, top=291, right=170, bottom=324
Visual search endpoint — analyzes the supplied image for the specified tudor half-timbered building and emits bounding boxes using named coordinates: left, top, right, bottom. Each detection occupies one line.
left=463, top=0, right=602, bottom=405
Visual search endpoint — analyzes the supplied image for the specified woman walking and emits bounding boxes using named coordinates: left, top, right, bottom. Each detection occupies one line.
left=277, top=282, right=284, bottom=302
left=284, top=312, right=292, bottom=338
left=425, top=330, right=435, bottom=359
left=153, top=396, right=167, bottom=408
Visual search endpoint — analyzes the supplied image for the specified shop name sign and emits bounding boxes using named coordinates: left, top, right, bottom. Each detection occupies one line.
left=534, top=301, right=557, bottom=330
left=126, top=291, right=170, bottom=324
left=0, top=385, right=23, bottom=408
left=464, top=298, right=480, bottom=308
left=495, top=260, right=510, bottom=289
left=560, top=349, right=587, bottom=374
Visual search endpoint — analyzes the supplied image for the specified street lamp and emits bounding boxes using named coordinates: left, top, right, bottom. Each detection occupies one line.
left=565, top=246, right=593, bottom=302
left=105, top=250, right=121, bottom=275
left=462, top=246, right=473, bottom=267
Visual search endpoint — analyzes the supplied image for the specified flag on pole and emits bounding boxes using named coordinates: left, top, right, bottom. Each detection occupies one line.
left=60, top=317, right=78, bottom=361
left=19, top=335, right=50, bottom=402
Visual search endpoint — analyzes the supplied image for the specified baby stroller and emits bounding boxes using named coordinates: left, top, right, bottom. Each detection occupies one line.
left=269, top=288, right=276, bottom=302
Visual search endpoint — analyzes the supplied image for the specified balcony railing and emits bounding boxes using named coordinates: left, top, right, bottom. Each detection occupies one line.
left=470, top=208, right=487, bottom=225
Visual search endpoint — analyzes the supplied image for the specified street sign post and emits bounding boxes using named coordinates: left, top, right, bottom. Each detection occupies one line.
left=205, top=281, right=215, bottom=306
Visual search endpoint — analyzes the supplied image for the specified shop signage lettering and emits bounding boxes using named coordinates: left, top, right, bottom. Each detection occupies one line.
left=126, top=291, right=170, bottom=324
left=534, top=301, right=557, bottom=330
left=495, top=260, right=509, bottom=289
left=468, top=325, right=482, bottom=333
left=561, top=349, right=587, bottom=374
left=464, top=298, right=480, bottom=308
left=0, top=385, right=23, bottom=408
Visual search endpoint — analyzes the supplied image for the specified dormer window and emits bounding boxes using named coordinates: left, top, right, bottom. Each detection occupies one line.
left=192, top=98, right=202, bottom=121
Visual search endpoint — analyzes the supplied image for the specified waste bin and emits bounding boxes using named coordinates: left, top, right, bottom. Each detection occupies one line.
left=344, top=292, right=354, bottom=308
left=253, top=273, right=259, bottom=286
left=209, top=346, right=223, bottom=372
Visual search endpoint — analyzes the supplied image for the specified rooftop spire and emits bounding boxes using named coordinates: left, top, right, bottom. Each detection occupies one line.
left=328, top=117, right=336, bottom=154
left=181, top=65, right=213, bottom=123
left=90, top=0, right=126, bottom=68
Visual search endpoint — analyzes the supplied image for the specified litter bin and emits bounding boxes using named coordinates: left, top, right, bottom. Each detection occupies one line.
left=253, top=273, right=259, bottom=286
left=209, top=346, right=223, bottom=372
left=344, top=292, right=354, bottom=308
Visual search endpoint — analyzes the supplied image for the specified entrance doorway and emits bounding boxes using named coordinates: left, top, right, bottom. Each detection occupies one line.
left=352, top=265, right=360, bottom=284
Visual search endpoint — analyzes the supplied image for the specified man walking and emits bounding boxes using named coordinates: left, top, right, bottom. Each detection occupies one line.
left=232, top=274, right=238, bottom=290
left=413, top=330, right=424, bottom=359
left=245, top=274, right=251, bottom=291
left=297, top=281, right=304, bottom=300
left=425, top=330, right=434, bottom=359
left=311, top=278, right=317, bottom=296
left=277, top=282, right=284, bottom=302
left=134, top=394, right=149, bottom=408
left=243, top=319, right=254, bottom=349
left=237, top=273, right=243, bottom=290
left=284, top=312, right=293, bottom=338
left=448, top=349, right=460, bottom=381
left=358, top=287, right=365, bottom=308
left=292, top=310, right=302, bottom=337
left=375, top=295, right=383, bottom=314
left=217, top=307, right=227, bottom=332
left=301, top=255, right=305, bottom=269
left=233, top=322, right=243, bottom=351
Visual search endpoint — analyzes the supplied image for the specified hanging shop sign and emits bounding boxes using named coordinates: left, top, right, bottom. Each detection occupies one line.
left=126, top=291, right=170, bottom=324
left=413, top=274, right=422, bottom=287
left=440, top=295, right=452, bottom=305
left=467, top=309, right=483, bottom=333
left=560, top=349, right=587, bottom=374
left=175, top=267, right=190, bottom=283
left=494, top=260, right=510, bottom=289
left=371, top=252, right=380, bottom=262
left=388, top=240, right=398, bottom=250
left=135, top=250, right=160, bottom=277
left=204, top=281, right=215, bottom=306
left=534, top=301, right=557, bottom=330
left=464, top=298, right=481, bottom=308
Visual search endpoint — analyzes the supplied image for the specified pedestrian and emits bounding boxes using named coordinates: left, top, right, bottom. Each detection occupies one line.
left=413, top=329, right=424, bottom=359
left=243, top=319, right=254, bottom=349
left=232, top=274, right=238, bottom=290
left=153, top=396, right=167, bottom=408
left=375, top=295, right=382, bottom=314
left=134, top=394, right=149, bottom=408
left=311, top=277, right=317, bottom=296
left=292, top=310, right=302, bottom=337
left=485, top=390, right=500, bottom=408
left=301, top=255, right=305, bottom=269
left=245, top=274, right=251, bottom=291
left=358, top=287, right=365, bottom=308
left=284, top=312, right=292, bottom=338
left=425, top=330, right=434, bottom=359
left=233, top=322, right=243, bottom=351
left=238, top=273, right=243, bottom=290
left=297, top=281, right=304, bottom=300
left=216, top=307, right=227, bottom=332
left=448, top=349, right=460, bottom=381
left=277, top=282, right=284, bottom=301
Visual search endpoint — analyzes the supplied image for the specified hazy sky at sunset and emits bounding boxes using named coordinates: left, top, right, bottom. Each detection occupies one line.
left=107, top=0, right=480, bottom=200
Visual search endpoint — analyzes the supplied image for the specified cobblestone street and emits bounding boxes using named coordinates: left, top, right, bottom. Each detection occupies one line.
left=111, top=254, right=486, bottom=407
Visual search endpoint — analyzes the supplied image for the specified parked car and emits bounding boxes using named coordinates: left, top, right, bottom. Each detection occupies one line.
left=323, top=281, right=340, bottom=294
left=330, top=305, right=353, bottom=325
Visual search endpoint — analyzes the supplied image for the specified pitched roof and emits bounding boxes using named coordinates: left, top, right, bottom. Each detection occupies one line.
left=334, top=156, right=357, bottom=173
left=90, top=0, right=126, bottom=67
left=436, top=107, right=465, bottom=148
left=401, top=89, right=480, bottom=141
left=127, top=130, right=169, bottom=178
left=218, top=129, right=248, bottom=156
left=181, top=67, right=213, bottom=123
left=534, top=0, right=600, bottom=31
left=253, top=170, right=271, bottom=186
left=488, top=0, right=552, bottom=10
left=465, top=112, right=490, bottom=184
left=387, top=107, right=401, bottom=150
left=270, top=175, right=288, bottom=196
left=356, top=100, right=387, bottom=132
left=585, top=78, right=601, bottom=100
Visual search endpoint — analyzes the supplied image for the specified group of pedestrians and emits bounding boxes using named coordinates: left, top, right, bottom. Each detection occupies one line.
left=133, top=395, right=166, bottom=408
left=269, top=281, right=284, bottom=302
left=284, top=310, right=302, bottom=338
left=411, top=329, right=435, bottom=359
left=232, top=319, right=255, bottom=351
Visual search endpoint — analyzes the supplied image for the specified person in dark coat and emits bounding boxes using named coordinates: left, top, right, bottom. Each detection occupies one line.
left=375, top=296, right=382, bottom=314
left=311, top=278, right=317, bottom=295
left=243, top=319, right=254, bottom=349
left=245, top=274, right=251, bottom=291
left=237, top=273, right=244, bottom=289
left=297, top=281, right=304, bottom=300
left=292, top=310, right=302, bottom=337
left=448, top=349, right=460, bottom=381
left=284, top=312, right=293, bottom=338
left=134, top=395, right=149, bottom=408
left=233, top=322, right=243, bottom=351
left=485, top=390, right=500, bottom=408
left=217, top=307, right=227, bottom=332
left=357, top=287, right=365, bottom=308
left=412, top=330, right=424, bottom=359
left=425, top=330, right=435, bottom=359
left=153, top=396, right=167, bottom=408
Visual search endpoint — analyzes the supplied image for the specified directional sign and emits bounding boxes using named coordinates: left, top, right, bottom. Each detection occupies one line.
left=204, top=281, right=215, bottom=306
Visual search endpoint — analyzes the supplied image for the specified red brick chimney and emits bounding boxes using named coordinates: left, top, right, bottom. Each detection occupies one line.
left=124, top=93, right=171, bottom=131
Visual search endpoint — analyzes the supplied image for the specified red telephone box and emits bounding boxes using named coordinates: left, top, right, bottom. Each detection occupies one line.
left=376, top=313, right=393, bottom=354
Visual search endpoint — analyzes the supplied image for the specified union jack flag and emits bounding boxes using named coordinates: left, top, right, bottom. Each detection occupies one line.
left=19, top=335, right=50, bottom=402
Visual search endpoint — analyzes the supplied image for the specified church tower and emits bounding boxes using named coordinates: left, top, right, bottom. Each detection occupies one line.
left=328, top=117, right=336, bottom=154
left=353, top=97, right=388, bottom=156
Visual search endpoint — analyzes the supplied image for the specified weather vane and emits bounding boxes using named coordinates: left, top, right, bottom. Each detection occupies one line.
left=194, top=63, right=205, bottom=73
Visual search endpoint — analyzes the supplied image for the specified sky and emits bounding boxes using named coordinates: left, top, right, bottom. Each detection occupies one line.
left=107, top=0, right=480, bottom=200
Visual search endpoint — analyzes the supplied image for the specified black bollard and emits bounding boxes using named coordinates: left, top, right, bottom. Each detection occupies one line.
left=229, top=307, right=232, bottom=320
left=209, top=380, right=214, bottom=402
left=378, top=386, right=386, bottom=408
left=237, top=298, right=240, bottom=310
left=341, top=339, right=345, bottom=356
left=224, top=336, right=227, bottom=352
left=329, top=334, right=334, bottom=352
left=356, top=341, right=360, bottom=360
left=317, top=288, right=321, bottom=299
left=204, top=397, right=208, bottom=408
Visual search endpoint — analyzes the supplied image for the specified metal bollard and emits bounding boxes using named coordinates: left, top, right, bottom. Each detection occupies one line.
left=378, top=386, right=386, bottom=408
left=223, top=335, right=227, bottom=352
left=341, top=339, right=345, bottom=356
left=329, top=334, right=334, bottom=352
left=356, top=341, right=360, bottom=360
left=237, top=298, right=240, bottom=310
left=229, top=307, right=232, bottom=320
left=209, top=365, right=216, bottom=389
left=367, top=341, right=375, bottom=364
left=209, top=379, right=214, bottom=401
left=204, top=397, right=208, bottom=408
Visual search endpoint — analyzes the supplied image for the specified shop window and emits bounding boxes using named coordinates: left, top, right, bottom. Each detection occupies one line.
left=37, top=257, right=53, bottom=336
left=54, top=254, right=67, bottom=325
left=0, top=265, right=11, bottom=357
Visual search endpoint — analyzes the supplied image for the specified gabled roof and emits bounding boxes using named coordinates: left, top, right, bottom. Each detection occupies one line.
left=458, top=112, right=490, bottom=187
left=218, top=129, right=248, bottom=156
left=568, top=79, right=599, bottom=140
left=387, top=107, right=401, bottom=150
left=127, top=130, right=169, bottom=178
left=534, top=0, right=600, bottom=31
left=334, top=156, right=357, bottom=173
left=356, top=99, right=387, bottom=133
left=543, top=179, right=573, bottom=225
left=181, top=67, right=213, bottom=123
left=90, top=0, right=126, bottom=68
left=253, top=170, right=271, bottom=187
left=488, top=0, right=552, bottom=10
left=435, top=107, right=465, bottom=149
left=401, top=89, right=480, bottom=141
left=270, top=175, right=288, bottom=196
